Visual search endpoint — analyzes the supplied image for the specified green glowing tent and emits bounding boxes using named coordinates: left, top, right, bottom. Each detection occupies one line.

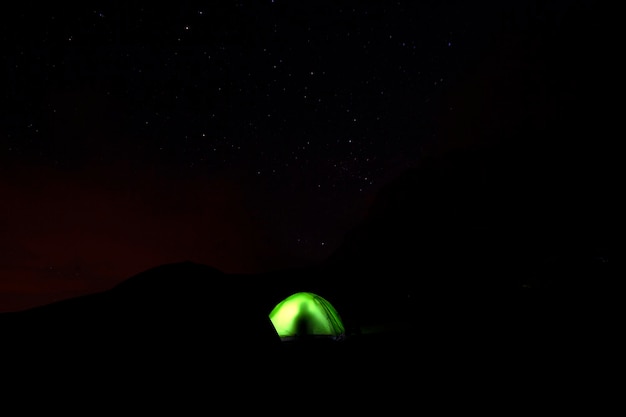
left=268, top=292, right=345, bottom=341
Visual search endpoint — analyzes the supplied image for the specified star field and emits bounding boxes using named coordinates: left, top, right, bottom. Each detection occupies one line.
left=1, top=0, right=615, bottom=311
left=3, top=2, right=471, bottom=180
left=2, top=2, right=481, bottom=257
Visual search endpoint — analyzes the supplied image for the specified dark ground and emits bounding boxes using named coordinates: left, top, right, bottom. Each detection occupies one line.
left=1, top=256, right=619, bottom=411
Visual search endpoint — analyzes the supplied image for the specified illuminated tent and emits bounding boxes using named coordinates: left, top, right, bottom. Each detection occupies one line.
left=269, top=292, right=345, bottom=341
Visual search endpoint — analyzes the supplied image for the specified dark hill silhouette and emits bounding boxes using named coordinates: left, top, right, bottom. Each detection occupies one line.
left=1, top=261, right=284, bottom=390
left=320, top=140, right=620, bottom=367
left=326, top=142, right=617, bottom=287
left=318, top=0, right=622, bottom=332
left=316, top=2, right=622, bottom=389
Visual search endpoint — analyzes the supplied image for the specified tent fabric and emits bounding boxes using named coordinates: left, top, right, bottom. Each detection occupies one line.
left=269, top=292, right=345, bottom=340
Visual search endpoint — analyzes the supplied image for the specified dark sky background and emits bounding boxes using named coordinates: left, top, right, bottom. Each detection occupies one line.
left=1, top=1, right=615, bottom=312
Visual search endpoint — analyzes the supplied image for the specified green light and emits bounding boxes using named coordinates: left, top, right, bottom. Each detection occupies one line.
left=268, top=292, right=345, bottom=339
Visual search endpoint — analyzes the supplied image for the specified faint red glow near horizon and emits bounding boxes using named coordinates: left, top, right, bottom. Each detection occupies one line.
left=0, top=166, right=283, bottom=312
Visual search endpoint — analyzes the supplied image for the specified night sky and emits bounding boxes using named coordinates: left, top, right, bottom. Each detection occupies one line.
left=1, top=1, right=615, bottom=312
